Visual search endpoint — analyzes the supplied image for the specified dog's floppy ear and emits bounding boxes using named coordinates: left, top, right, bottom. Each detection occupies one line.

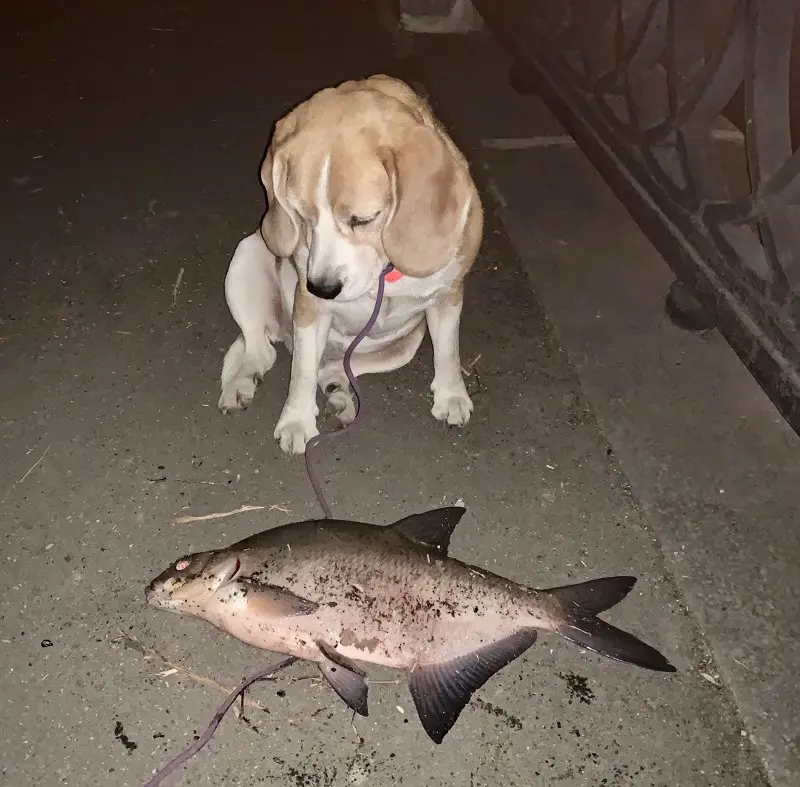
left=381, top=125, right=470, bottom=277
left=260, top=138, right=300, bottom=259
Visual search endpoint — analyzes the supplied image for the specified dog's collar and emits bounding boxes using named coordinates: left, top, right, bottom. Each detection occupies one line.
left=384, top=267, right=403, bottom=283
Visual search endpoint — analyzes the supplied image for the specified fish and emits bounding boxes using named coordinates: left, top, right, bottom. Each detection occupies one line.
left=145, top=507, right=675, bottom=743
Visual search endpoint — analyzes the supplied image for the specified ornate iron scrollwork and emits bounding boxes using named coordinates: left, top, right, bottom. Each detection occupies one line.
left=475, top=0, right=800, bottom=433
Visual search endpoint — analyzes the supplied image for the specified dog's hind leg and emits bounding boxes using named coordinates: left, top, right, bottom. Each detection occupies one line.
left=219, top=232, right=285, bottom=413
left=318, top=319, right=427, bottom=425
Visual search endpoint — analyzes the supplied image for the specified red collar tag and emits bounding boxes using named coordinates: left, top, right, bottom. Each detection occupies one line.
left=385, top=268, right=404, bottom=283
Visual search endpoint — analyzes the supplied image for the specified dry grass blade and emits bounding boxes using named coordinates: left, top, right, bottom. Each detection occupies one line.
left=174, top=504, right=267, bottom=524
left=18, top=445, right=51, bottom=484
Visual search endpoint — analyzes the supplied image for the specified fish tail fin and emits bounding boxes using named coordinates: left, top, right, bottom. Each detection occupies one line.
left=544, top=577, right=676, bottom=673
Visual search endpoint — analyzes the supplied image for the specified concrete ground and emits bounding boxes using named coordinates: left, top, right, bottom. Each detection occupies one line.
left=0, top=2, right=795, bottom=786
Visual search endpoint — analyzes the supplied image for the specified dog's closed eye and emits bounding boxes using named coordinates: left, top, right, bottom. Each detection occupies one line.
left=348, top=212, right=379, bottom=229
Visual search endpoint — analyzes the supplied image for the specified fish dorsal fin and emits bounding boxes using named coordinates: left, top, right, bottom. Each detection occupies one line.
left=241, top=580, right=319, bottom=618
left=407, top=628, right=538, bottom=744
left=388, top=507, right=466, bottom=555
left=316, top=640, right=369, bottom=717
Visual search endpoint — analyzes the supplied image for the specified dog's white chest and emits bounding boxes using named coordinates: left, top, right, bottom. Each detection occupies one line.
left=330, top=292, right=424, bottom=339
left=279, top=257, right=459, bottom=355
left=328, top=265, right=457, bottom=352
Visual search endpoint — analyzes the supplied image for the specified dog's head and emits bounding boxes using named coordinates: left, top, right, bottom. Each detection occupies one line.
left=260, top=75, right=474, bottom=302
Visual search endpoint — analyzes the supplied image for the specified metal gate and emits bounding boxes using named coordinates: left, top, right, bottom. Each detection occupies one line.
left=473, top=0, right=800, bottom=435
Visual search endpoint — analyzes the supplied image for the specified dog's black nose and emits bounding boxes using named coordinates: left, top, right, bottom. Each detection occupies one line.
left=307, top=279, right=343, bottom=300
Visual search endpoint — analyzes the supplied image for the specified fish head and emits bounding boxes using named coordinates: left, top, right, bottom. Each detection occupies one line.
left=145, top=549, right=243, bottom=615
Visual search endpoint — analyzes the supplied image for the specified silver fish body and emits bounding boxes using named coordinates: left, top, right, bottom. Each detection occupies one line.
left=146, top=507, right=675, bottom=743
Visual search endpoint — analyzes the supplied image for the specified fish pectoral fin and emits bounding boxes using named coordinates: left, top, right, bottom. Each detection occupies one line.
left=388, top=507, right=466, bottom=555
left=316, top=639, right=367, bottom=675
left=316, top=642, right=369, bottom=717
left=241, top=581, right=319, bottom=618
left=407, top=628, right=538, bottom=744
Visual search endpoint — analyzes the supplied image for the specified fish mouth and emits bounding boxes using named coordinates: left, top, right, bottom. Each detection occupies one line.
left=144, top=554, right=242, bottom=610
left=144, top=581, right=162, bottom=606
left=144, top=572, right=187, bottom=610
left=144, top=580, right=173, bottom=609
left=144, top=583, right=188, bottom=612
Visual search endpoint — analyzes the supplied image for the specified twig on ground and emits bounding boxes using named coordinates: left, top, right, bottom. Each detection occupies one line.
left=148, top=476, right=227, bottom=486
left=170, top=267, right=185, bottom=309
left=461, top=354, right=482, bottom=377
left=174, top=504, right=267, bottom=524
left=174, top=477, right=226, bottom=486
left=18, top=445, right=50, bottom=484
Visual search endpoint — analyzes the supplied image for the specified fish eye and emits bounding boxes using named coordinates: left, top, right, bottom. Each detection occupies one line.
left=175, top=559, right=190, bottom=571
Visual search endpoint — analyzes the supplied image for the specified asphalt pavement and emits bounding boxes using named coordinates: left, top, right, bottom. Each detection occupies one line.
left=0, top=2, right=793, bottom=786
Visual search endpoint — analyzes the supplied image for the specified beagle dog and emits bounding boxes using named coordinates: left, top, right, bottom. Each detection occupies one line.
left=218, top=74, right=484, bottom=454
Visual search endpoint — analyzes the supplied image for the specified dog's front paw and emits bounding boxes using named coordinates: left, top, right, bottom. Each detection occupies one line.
left=219, top=337, right=277, bottom=414
left=219, top=375, right=260, bottom=413
left=431, top=384, right=473, bottom=427
left=274, top=411, right=319, bottom=455
left=324, top=383, right=357, bottom=426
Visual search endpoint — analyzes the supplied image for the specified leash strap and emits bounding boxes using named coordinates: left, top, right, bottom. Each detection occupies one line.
left=304, top=264, right=395, bottom=518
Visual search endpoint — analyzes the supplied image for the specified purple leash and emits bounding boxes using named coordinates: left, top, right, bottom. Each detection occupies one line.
left=143, top=265, right=394, bottom=785
left=143, top=657, right=298, bottom=787
left=304, top=263, right=395, bottom=519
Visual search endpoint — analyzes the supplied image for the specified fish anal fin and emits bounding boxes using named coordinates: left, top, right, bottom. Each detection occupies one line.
left=407, top=628, right=537, bottom=744
left=241, top=581, right=319, bottom=618
left=389, top=507, right=466, bottom=555
left=316, top=640, right=369, bottom=716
